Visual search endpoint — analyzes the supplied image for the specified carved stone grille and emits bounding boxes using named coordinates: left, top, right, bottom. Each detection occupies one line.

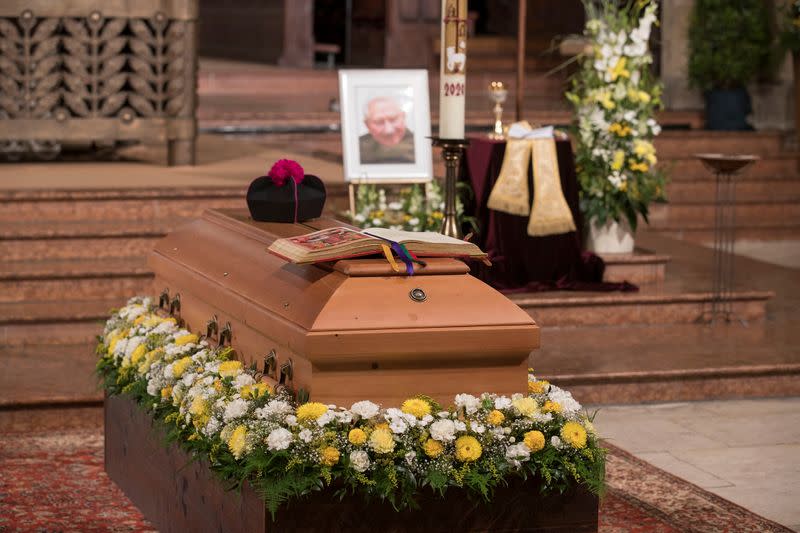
left=0, top=2, right=197, bottom=165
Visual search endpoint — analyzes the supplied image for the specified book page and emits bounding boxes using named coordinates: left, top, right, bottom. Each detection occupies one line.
left=287, top=227, right=373, bottom=251
left=363, top=227, right=466, bottom=245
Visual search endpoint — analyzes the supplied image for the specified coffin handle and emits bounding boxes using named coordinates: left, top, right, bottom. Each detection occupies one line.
left=263, top=350, right=277, bottom=379
left=218, top=322, right=232, bottom=347
left=169, top=293, right=181, bottom=316
left=278, top=359, right=293, bottom=385
left=158, top=289, right=170, bottom=310
left=205, top=315, right=219, bottom=340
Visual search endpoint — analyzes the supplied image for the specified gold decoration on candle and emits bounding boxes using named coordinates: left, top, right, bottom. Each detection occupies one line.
left=488, top=81, right=508, bottom=139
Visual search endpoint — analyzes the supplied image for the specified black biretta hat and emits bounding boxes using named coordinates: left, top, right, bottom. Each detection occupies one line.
left=246, top=160, right=326, bottom=223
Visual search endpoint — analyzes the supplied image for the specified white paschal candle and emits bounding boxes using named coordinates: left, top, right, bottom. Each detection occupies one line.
left=439, top=0, right=467, bottom=139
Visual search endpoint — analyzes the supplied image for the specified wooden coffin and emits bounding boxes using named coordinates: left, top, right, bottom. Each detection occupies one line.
left=105, top=393, right=600, bottom=533
left=148, top=209, right=540, bottom=406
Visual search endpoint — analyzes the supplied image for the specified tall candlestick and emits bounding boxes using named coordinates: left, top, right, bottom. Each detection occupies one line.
left=439, top=0, right=467, bottom=139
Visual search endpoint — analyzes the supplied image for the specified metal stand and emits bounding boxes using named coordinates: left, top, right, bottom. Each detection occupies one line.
left=431, top=137, right=469, bottom=239
left=696, top=154, right=758, bottom=324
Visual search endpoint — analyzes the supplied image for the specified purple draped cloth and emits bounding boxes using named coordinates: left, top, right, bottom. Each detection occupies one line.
left=462, top=136, right=637, bottom=293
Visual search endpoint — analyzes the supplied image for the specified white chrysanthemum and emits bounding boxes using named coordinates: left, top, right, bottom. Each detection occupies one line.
left=472, top=423, right=486, bottom=434
left=454, top=394, right=481, bottom=415
left=547, top=385, right=583, bottom=417
left=550, top=435, right=565, bottom=449
left=429, top=419, right=456, bottom=442
left=350, top=450, right=370, bottom=472
left=350, top=400, right=380, bottom=420
left=505, top=443, right=531, bottom=466
left=494, top=396, right=512, bottom=410
left=298, top=428, right=313, bottom=443
left=405, top=451, right=416, bottom=465
left=316, top=411, right=336, bottom=427
left=389, top=418, right=408, bottom=435
left=234, top=373, right=255, bottom=389
left=256, top=400, right=292, bottom=419
left=223, top=398, right=249, bottom=422
left=204, top=417, right=221, bottom=437
left=267, top=428, right=293, bottom=451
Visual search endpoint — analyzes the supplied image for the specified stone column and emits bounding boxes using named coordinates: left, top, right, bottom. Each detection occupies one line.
left=279, top=0, right=314, bottom=68
left=660, top=0, right=702, bottom=110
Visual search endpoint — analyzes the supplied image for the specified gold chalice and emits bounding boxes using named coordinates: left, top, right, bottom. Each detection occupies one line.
left=488, top=81, right=508, bottom=139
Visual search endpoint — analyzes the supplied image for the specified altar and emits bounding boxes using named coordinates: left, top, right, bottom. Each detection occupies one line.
left=463, top=136, right=629, bottom=293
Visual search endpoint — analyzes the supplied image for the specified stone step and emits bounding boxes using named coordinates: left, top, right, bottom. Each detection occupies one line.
left=0, top=258, right=153, bottom=302
left=653, top=131, right=787, bottom=159
left=510, top=290, right=772, bottom=327
left=535, top=320, right=800, bottom=404
left=652, top=227, right=800, bottom=243
left=0, top=343, right=102, bottom=407
left=0, top=299, right=118, bottom=345
left=598, top=250, right=670, bottom=284
left=662, top=156, right=799, bottom=180
left=0, top=187, right=246, bottom=222
left=648, top=202, right=800, bottom=228
left=665, top=179, right=800, bottom=204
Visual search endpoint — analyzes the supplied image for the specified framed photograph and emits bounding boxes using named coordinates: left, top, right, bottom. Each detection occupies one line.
left=338, top=69, right=433, bottom=183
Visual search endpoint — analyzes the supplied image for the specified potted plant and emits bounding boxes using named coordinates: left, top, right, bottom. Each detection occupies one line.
left=568, top=0, right=667, bottom=254
left=688, top=0, right=771, bottom=130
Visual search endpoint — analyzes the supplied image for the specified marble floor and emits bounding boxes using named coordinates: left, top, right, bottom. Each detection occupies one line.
left=592, top=398, right=800, bottom=531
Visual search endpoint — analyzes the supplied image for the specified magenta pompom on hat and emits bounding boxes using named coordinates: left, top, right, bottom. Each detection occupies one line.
left=246, top=159, right=326, bottom=223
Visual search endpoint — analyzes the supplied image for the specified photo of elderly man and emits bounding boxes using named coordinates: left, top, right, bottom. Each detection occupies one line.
left=359, top=95, right=416, bottom=165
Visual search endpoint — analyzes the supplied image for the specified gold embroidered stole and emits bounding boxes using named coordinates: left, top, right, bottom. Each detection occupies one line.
left=486, top=139, right=532, bottom=216
left=486, top=137, right=576, bottom=237
left=527, top=138, right=576, bottom=236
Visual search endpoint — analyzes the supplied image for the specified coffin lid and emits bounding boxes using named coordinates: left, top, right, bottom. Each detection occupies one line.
left=149, top=209, right=538, bottom=359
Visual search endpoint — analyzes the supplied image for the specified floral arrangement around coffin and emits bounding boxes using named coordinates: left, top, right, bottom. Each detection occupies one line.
left=97, top=297, right=605, bottom=515
left=567, top=0, right=666, bottom=231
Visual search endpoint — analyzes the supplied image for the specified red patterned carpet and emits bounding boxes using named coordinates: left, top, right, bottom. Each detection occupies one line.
left=0, top=428, right=791, bottom=533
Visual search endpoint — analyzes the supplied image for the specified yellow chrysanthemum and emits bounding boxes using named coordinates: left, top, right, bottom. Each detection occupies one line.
left=454, top=435, right=482, bottom=462
left=189, top=396, right=210, bottom=429
left=527, top=380, right=549, bottom=395
left=133, top=314, right=147, bottom=326
left=423, top=438, right=444, bottom=458
left=218, top=360, right=243, bottom=378
left=128, top=344, right=147, bottom=367
left=512, top=397, right=538, bottom=417
left=174, top=333, right=199, bottom=346
left=296, top=402, right=328, bottom=421
left=368, top=428, right=395, bottom=454
left=227, top=425, right=248, bottom=459
left=241, top=382, right=271, bottom=399
left=611, top=150, right=626, bottom=171
left=523, top=430, right=546, bottom=452
left=320, top=446, right=340, bottom=466
left=171, top=356, right=193, bottom=378
left=542, top=400, right=562, bottom=414
left=401, top=398, right=431, bottom=418
left=348, top=428, right=367, bottom=445
left=638, top=90, right=651, bottom=103
left=137, top=348, right=163, bottom=375
left=374, top=422, right=390, bottom=432
left=108, top=337, right=121, bottom=353
left=485, top=410, right=504, bottom=426
left=561, top=421, right=588, bottom=449
left=160, top=386, right=172, bottom=400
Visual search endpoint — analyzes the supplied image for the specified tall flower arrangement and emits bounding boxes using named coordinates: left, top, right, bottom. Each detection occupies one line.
left=568, top=0, right=666, bottom=231
left=97, top=297, right=605, bottom=516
